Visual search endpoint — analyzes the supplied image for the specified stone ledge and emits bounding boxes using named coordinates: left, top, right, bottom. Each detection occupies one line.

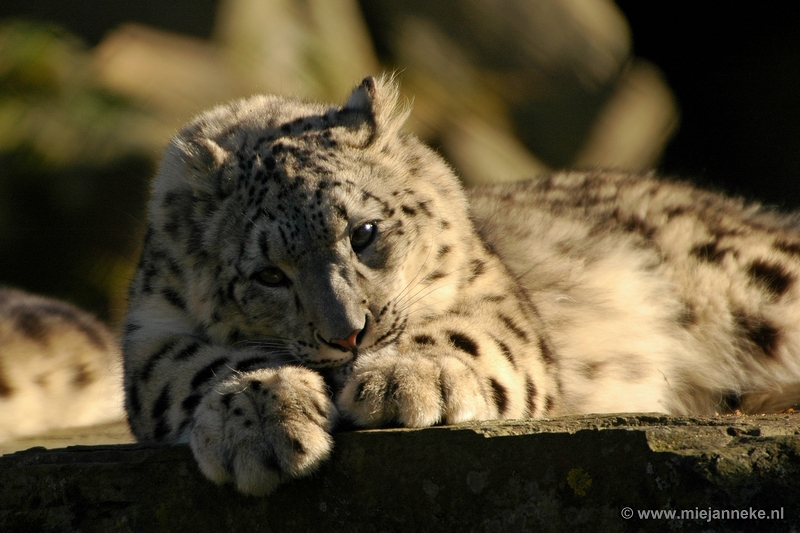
left=2, top=414, right=799, bottom=532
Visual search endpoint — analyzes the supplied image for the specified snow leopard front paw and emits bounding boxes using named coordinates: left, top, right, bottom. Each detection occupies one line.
left=189, top=366, right=336, bottom=496
left=337, top=351, right=494, bottom=428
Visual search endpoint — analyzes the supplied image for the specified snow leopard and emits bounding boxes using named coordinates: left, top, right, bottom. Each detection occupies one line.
left=123, top=75, right=800, bottom=496
left=0, top=288, right=123, bottom=442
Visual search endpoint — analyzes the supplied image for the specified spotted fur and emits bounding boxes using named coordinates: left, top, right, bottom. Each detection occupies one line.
left=0, top=288, right=123, bottom=441
left=123, top=76, right=800, bottom=495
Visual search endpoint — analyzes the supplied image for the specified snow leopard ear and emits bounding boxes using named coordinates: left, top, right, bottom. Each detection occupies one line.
left=340, top=75, right=410, bottom=149
left=156, top=135, right=232, bottom=198
left=176, top=136, right=232, bottom=193
left=178, top=136, right=230, bottom=177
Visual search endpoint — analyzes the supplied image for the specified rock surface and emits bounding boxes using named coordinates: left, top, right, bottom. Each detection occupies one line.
left=2, top=414, right=799, bottom=532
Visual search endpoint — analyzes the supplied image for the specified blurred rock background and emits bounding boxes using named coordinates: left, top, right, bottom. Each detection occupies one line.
left=0, top=0, right=797, bottom=326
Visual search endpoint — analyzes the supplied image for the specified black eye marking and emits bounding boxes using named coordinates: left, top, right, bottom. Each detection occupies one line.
left=351, top=221, right=377, bottom=253
left=255, top=267, right=290, bottom=287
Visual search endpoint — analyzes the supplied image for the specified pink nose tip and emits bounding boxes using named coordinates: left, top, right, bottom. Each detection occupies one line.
left=329, top=329, right=361, bottom=350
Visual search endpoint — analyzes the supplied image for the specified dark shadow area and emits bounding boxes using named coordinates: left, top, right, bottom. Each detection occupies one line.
left=618, top=2, right=800, bottom=207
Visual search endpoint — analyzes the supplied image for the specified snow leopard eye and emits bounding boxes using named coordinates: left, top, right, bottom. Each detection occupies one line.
left=256, top=267, right=289, bottom=287
left=351, top=221, right=377, bottom=253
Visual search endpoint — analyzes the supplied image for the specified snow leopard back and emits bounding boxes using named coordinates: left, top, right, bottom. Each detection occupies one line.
left=470, top=171, right=800, bottom=415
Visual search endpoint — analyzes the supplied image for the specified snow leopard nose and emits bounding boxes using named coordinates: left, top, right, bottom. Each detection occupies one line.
left=328, top=329, right=362, bottom=351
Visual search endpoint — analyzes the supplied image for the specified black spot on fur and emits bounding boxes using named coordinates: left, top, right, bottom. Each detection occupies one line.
left=619, top=213, right=656, bottom=239
left=538, top=336, right=555, bottom=365
left=181, top=393, right=202, bottom=413
left=140, top=339, right=179, bottom=382
left=447, top=331, right=479, bottom=357
left=735, top=312, right=781, bottom=357
left=424, top=270, right=447, bottom=282
left=581, top=362, right=604, bottom=380
left=544, top=395, right=555, bottom=413
left=173, top=342, right=201, bottom=361
left=161, top=288, right=187, bottom=311
left=13, top=309, right=46, bottom=343
left=140, top=265, right=157, bottom=295
left=690, top=241, right=728, bottom=263
left=749, top=322, right=782, bottom=357
left=492, top=337, right=516, bottom=367
left=525, top=377, right=537, bottom=416
left=152, top=385, right=171, bottom=420
left=401, top=205, right=416, bottom=216
left=490, top=379, right=508, bottom=415
left=665, top=206, right=690, bottom=219
left=191, top=357, right=230, bottom=389
left=436, top=245, right=451, bottom=260
left=498, top=314, right=529, bottom=343
left=72, top=363, right=94, bottom=388
left=775, top=240, right=800, bottom=258
left=227, top=329, right=244, bottom=344
left=417, top=200, right=432, bottom=217
left=467, top=259, right=486, bottom=283
left=124, top=322, right=142, bottom=337
left=747, top=260, right=793, bottom=298
left=413, top=334, right=436, bottom=346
